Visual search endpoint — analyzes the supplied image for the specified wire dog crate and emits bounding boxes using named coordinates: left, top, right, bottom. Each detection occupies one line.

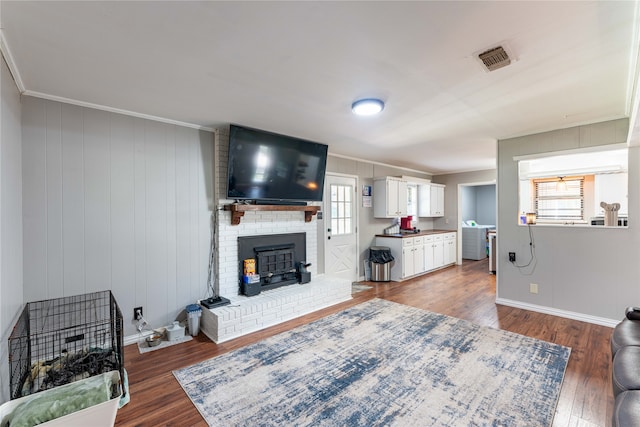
left=8, top=290, right=124, bottom=400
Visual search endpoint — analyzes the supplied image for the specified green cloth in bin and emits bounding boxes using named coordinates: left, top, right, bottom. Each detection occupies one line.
left=3, top=373, right=113, bottom=427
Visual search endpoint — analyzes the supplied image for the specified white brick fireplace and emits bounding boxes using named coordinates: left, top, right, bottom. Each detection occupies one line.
left=216, top=209, right=318, bottom=297
left=200, top=207, right=352, bottom=343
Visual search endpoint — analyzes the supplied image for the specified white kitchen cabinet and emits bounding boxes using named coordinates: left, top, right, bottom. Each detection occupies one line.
left=411, top=236, right=425, bottom=274
left=376, top=235, right=424, bottom=281
left=423, top=235, right=435, bottom=271
left=374, top=177, right=408, bottom=218
left=424, top=232, right=456, bottom=271
left=400, top=236, right=424, bottom=279
left=432, top=234, right=444, bottom=268
left=418, top=183, right=445, bottom=217
left=430, top=184, right=445, bottom=217
left=444, top=232, right=457, bottom=265
left=376, top=232, right=455, bottom=281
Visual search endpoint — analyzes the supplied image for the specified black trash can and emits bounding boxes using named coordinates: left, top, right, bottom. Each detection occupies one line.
left=369, top=246, right=394, bottom=282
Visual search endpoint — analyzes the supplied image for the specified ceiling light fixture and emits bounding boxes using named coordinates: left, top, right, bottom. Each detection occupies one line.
left=351, top=98, right=384, bottom=116
left=556, top=176, right=568, bottom=192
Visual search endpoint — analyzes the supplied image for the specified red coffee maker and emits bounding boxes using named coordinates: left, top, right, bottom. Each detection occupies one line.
left=400, top=216, right=413, bottom=230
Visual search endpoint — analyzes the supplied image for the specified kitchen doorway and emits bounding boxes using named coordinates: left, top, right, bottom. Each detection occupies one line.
left=457, top=181, right=496, bottom=265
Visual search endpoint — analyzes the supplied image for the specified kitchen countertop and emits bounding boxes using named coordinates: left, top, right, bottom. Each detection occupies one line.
left=375, top=229, right=455, bottom=238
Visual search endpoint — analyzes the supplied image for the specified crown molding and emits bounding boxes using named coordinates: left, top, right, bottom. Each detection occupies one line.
left=23, top=90, right=216, bottom=133
left=328, top=152, right=435, bottom=177
left=0, top=29, right=216, bottom=132
left=0, top=29, right=26, bottom=92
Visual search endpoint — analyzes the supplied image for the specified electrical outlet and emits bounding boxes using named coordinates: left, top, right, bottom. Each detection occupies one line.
left=530, top=283, right=539, bottom=294
left=508, top=252, right=516, bottom=262
left=134, top=306, right=143, bottom=320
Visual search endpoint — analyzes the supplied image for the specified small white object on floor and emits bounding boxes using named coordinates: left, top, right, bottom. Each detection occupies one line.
left=137, top=335, right=192, bottom=354
left=166, top=321, right=185, bottom=341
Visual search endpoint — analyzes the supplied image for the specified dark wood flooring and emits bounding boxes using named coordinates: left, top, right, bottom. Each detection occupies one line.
left=115, top=259, right=614, bottom=427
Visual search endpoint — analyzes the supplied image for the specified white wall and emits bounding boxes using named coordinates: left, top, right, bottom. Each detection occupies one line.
left=496, top=118, right=639, bottom=323
left=21, top=96, right=214, bottom=336
left=0, top=57, right=24, bottom=404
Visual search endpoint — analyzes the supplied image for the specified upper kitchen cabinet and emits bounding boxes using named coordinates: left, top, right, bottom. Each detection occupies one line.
left=430, top=184, right=445, bottom=217
left=418, top=183, right=445, bottom=217
left=374, top=177, right=407, bottom=218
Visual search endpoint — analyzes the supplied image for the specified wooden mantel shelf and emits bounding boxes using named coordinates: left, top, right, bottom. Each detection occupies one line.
left=224, top=204, right=320, bottom=225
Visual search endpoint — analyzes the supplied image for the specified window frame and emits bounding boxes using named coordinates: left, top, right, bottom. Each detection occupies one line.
left=515, top=145, right=628, bottom=227
left=532, top=176, right=586, bottom=224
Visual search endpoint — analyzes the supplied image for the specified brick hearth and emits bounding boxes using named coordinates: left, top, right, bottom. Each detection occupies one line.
left=201, top=275, right=352, bottom=343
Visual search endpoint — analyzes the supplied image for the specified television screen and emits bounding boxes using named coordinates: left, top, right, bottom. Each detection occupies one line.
left=227, top=124, right=328, bottom=203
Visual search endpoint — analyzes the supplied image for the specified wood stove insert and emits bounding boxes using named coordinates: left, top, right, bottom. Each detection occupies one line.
left=238, top=233, right=307, bottom=296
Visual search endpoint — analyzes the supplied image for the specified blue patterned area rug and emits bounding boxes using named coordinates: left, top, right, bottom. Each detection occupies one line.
left=173, top=299, right=571, bottom=426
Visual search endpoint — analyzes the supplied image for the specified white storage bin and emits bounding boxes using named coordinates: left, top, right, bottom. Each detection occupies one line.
left=166, top=321, right=185, bottom=341
left=0, top=370, right=121, bottom=427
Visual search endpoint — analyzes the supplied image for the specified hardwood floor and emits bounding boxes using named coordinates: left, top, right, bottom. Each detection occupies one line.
left=115, top=259, right=614, bottom=427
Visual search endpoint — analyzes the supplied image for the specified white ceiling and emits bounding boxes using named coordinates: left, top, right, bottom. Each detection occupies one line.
left=2, top=1, right=639, bottom=174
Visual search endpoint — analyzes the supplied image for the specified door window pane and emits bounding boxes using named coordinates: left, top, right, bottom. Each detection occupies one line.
left=329, top=184, right=353, bottom=235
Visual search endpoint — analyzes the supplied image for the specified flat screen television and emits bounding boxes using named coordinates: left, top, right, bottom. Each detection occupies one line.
left=226, top=124, right=328, bottom=204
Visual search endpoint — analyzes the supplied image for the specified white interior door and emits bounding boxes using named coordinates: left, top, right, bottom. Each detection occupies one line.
left=324, top=175, right=358, bottom=281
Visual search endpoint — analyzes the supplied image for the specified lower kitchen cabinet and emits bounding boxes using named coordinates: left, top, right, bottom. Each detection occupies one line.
left=376, top=235, right=424, bottom=281
left=429, top=234, right=445, bottom=269
left=444, top=232, right=457, bottom=265
left=402, top=236, right=424, bottom=278
left=376, top=232, right=456, bottom=281
left=424, top=235, right=435, bottom=271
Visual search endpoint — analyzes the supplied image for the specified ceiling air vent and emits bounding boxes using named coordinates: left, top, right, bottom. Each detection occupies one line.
left=478, top=46, right=511, bottom=71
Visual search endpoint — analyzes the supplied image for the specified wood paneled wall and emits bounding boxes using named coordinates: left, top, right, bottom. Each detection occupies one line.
left=21, top=97, right=214, bottom=336
left=0, top=57, right=24, bottom=404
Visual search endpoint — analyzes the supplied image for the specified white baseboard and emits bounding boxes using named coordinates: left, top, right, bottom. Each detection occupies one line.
left=124, top=330, right=154, bottom=347
left=495, top=298, right=619, bottom=328
left=124, top=298, right=620, bottom=345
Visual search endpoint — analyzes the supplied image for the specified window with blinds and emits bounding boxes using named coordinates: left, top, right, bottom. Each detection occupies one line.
left=534, top=177, right=584, bottom=221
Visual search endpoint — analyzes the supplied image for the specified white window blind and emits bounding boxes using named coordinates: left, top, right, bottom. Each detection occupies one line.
left=534, top=177, right=584, bottom=221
